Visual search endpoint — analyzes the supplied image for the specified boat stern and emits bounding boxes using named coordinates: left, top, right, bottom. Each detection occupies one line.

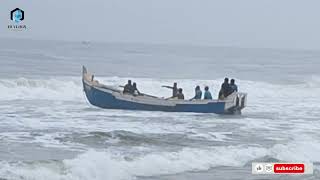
left=224, top=92, right=247, bottom=114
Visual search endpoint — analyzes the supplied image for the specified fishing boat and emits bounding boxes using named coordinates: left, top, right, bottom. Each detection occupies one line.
left=82, top=66, right=247, bottom=114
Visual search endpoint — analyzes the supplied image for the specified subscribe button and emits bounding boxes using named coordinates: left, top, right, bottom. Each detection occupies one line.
left=252, top=163, right=313, bottom=174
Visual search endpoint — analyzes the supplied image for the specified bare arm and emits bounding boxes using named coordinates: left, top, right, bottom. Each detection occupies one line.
left=162, top=85, right=173, bottom=89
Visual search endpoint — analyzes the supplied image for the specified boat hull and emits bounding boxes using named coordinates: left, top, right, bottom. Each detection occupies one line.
left=82, top=66, right=247, bottom=114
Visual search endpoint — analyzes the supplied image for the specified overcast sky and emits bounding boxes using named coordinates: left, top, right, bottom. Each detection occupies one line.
left=1, top=0, right=320, bottom=49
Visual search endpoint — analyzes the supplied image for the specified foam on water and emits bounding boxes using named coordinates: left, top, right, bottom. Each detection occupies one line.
left=1, top=75, right=320, bottom=179
left=0, top=145, right=267, bottom=180
left=0, top=75, right=319, bottom=101
left=0, top=77, right=82, bottom=101
left=2, top=138, right=319, bottom=180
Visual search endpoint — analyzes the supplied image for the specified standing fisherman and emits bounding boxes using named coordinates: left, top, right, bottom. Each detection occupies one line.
left=162, top=82, right=178, bottom=98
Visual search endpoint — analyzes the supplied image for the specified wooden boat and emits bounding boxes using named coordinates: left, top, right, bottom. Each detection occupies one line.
left=82, top=66, right=247, bottom=114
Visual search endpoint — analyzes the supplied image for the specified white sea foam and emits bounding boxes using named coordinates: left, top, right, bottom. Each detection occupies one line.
left=0, top=145, right=267, bottom=180
left=188, top=131, right=232, bottom=142
left=0, top=76, right=319, bottom=180
left=0, top=75, right=319, bottom=102
left=270, top=135, right=320, bottom=163
left=2, top=139, right=319, bottom=180
left=0, top=77, right=83, bottom=101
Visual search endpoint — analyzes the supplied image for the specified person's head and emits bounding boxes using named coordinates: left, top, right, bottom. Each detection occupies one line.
left=178, top=88, right=183, bottom=93
left=128, top=80, right=132, bottom=85
left=224, top=78, right=229, bottom=83
left=173, top=82, right=177, bottom=87
left=230, top=79, right=235, bottom=85
left=205, top=86, right=209, bottom=91
left=195, top=85, right=200, bottom=90
left=133, top=82, right=137, bottom=87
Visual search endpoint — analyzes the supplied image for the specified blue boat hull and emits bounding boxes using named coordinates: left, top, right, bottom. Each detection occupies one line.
left=84, top=82, right=226, bottom=113
left=82, top=66, right=247, bottom=114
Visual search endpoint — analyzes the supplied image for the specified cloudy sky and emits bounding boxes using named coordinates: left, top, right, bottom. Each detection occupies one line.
left=1, top=0, right=320, bottom=49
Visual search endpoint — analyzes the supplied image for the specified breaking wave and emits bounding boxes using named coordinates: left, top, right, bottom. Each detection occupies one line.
left=1, top=137, right=320, bottom=180
left=0, top=145, right=267, bottom=180
left=0, top=77, right=83, bottom=101
left=0, top=75, right=319, bottom=101
left=1, top=138, right=319, bottom=180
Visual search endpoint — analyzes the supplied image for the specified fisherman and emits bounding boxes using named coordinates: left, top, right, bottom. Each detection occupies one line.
left=132, top=82, right=141, bottom=95
left=190, top=86, right=202, bottom=100
left=162, top=82, right=178, bottom=98
left=204, top=86, right=213, bottom=100
left=123, top=80, right=133, bottom=94
left=219, top=78, right=231, bottom=99
left=230, top=79, right=238, bottom=93
left=176, top=88, right=185, bottom=100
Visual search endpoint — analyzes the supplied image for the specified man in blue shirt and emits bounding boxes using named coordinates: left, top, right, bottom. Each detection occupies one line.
left=230, top=79, right=238, bottom=93
left=204, top=86, right=212, bottom=100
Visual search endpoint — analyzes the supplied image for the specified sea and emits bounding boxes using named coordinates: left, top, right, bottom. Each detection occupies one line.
left=0, top=38, right=319, bottom=180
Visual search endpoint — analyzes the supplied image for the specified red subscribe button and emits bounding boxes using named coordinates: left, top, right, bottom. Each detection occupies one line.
left=274, top=163, right=305, bottom=174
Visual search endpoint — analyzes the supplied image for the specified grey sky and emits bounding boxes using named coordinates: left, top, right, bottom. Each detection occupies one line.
left=1, top=0, right=320, bottom=49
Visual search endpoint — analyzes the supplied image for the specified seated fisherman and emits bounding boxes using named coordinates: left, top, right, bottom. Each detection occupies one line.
left=132, top=82, right=141, bottom=95
left=230, top=79, right=238, bottom=93
left=190, top=86, right=202, bottom=100
left=219, top=78, right=231, bottom=99
left=162, top=82, right=178, bottom=98
left=176, top=88, right=185, bottom=100
left=123, top=80, right=133, bottom=94
left=204, top=86, right=212, bottom=100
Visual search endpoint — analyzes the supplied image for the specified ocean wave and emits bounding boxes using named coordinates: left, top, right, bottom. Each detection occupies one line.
left=0, top=76, right=319, bottom=101
left=0, top=77, right=83, bottom=101
left=1, top=137, right=320, bottom=180
left=0, top=145, right=267, bottom=180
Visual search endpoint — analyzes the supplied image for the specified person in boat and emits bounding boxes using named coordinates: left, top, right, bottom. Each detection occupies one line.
left=219, top=77, right=231, bottom=99
left=162, top=82, right=178, bottom=98
left=190, top=86, right=202, bottom=100
left=132, top=82, right=141, bottom=95
left=176, top=88, right=184, bottom=100
left=230, top=79, right=238, bottom=93
left=204, top=86, right=213, bottom=100
left=123, top=80, right=133, bottom=94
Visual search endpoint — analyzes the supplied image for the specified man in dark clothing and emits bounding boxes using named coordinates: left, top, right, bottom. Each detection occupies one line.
left=123, top=80, right=133, bottom=94
left=176, top=88, right=184, bottom=100
left=230, top=79, right=238, bottom=93
left=219, top=78, right=231, bottom=99
left=162, top=82, right=178, bottom=98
